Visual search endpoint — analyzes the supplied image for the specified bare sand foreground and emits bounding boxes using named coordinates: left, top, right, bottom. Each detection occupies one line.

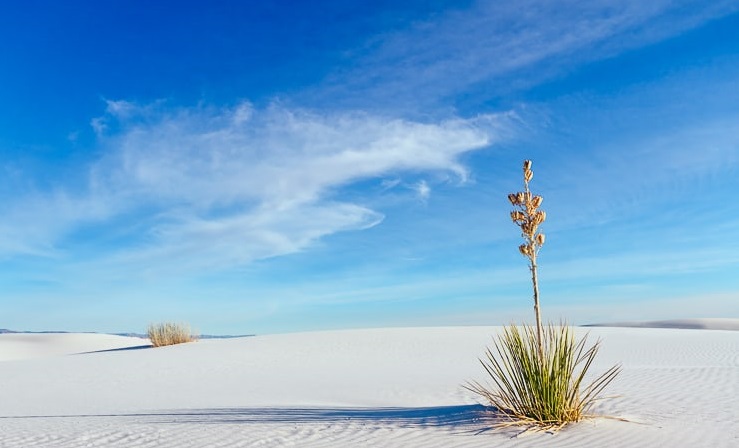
left=1, top=320, right=737, bottom=447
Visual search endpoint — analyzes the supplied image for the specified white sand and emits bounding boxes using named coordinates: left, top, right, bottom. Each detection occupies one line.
left=0, top=333, right=150, bottom=362
left=0, top=320, right=737, bottom=447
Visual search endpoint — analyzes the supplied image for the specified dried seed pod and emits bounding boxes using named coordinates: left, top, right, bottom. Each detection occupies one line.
left=538, top=210, right=547, bottom=223
left=536, top=233, right=546, bottom=246
left=510, top=211, right=525, bottom=223
left=529, top=210, right=541, bottom=225
left=522, top=222, right=538, bottom=236
left=519, top=244, right=533, bottom=257
left=510, top=160, right=547, bottom=261
left=520, top=221, right=529, bottom=234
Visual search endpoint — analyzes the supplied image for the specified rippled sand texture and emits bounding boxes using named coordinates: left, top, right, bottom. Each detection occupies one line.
left=1, top=322, right=737, bottom=447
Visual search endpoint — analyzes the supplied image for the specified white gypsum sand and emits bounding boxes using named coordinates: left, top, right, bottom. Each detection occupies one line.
left=0, top=321, right=737, bottom=447
left=0, top=333, right=150, bottom=362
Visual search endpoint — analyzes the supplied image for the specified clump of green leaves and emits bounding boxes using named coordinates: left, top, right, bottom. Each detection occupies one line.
left=466, top=324, right=621, bottom=431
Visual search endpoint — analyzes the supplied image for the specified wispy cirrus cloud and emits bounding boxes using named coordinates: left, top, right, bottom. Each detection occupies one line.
left=0, top=101, right=517, bottom=271
left=412, top=180, right=431, bottom=202
left=315, top=0, right=739, bottom=110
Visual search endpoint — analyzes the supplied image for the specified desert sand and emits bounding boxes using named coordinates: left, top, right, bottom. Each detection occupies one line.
left=1, top=320, right=737, bottom=447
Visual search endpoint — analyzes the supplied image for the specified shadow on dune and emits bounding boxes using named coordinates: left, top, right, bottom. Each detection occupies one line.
left=151, top=404, right=494, bottom=429
left=1, top=405, right=500, bottom=433
left=154, top=404, right=503, bottom=435
left=76, top=344, right=153, bottom=355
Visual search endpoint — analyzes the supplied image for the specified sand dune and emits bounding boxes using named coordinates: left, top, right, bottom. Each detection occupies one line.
left=0, top=333, right=150, bottom=362
left=0, top=323, right=737, bottom=447
left=585, top=318, right=739, bottom=331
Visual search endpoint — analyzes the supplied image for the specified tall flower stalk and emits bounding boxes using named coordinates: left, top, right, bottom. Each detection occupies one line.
left=508, top=160, right=546, bottom=363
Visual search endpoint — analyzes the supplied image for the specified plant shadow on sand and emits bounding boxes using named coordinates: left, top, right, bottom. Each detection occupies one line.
left=151, top=405, right=491, bottom=429
left=76, top=345, right=153, bottom=355
left=3, top=405, right=522, bottom=436
left=150, top=405, right=589, bottom=436
left=154, top=404, right=534, bottom=436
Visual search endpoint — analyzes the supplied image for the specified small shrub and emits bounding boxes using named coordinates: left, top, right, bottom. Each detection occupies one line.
left=466, top=323, right=621, bottom=431
left=147, top=322, right=197, bottom=347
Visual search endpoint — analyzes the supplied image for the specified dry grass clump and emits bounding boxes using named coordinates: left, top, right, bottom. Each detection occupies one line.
left=147, top=322, right=197, bottom=347
left=467, top=160, right=620, bottom=431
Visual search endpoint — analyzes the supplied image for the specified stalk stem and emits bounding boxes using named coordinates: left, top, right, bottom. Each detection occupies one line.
left=524, top=172, right=544, bottom=364
left=530, top=255, right=544, bottom=364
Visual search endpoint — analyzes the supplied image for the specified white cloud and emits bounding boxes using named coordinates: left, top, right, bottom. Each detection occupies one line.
left=93, top=101, right=503, bottom=207
left=112, top=202, right=384, bottom=271
left=379, top=178, right=401, bottom=191
left=412, top=180, right=431, bottom=201
left=90, top=117, right=106, bottom=135
left=0, top=190, right=115, bottom=259
left=531, top=64, right=739, bottom=232
left=0, top=101, right=513, bottom=271
left=316, top=0, right=739, bottom=108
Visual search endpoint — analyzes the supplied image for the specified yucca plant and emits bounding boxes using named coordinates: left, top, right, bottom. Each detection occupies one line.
left=147, top=322, right=197, bottom=347
left=466, top=324, right=621, bottom=430
left=467, top=160, right=620, bottom=431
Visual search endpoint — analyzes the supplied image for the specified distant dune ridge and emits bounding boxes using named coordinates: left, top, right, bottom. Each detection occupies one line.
left=584, top=318, right=739, bottom=331
left=0, top=320, right=737, bottom=447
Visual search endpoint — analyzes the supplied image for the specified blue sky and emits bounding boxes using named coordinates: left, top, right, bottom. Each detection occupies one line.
left=1, top=1, right=738, bottom=334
